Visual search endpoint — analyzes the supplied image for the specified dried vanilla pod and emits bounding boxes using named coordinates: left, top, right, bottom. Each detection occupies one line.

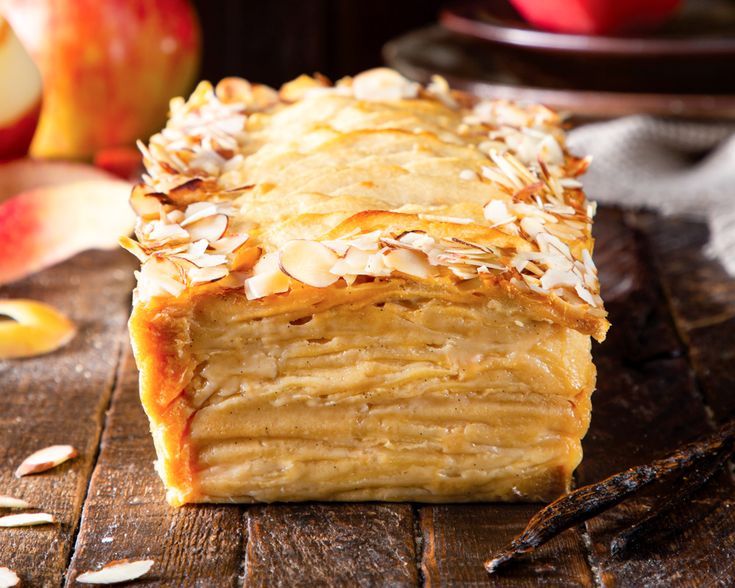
left=610, top=441, right=734, bottom=557
left=485, top=419, right=735, bottom=574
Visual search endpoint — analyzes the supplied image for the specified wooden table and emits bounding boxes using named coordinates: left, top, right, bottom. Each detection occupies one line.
left=1, top=207, right=734, bottom=587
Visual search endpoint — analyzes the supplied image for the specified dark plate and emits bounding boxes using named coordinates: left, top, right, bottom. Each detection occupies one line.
left=439, top=0, right=735, bottom=94
left=383, top=26, right=735, bottom=119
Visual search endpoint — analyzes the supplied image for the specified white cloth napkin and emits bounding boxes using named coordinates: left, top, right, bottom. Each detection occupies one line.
left=569, top=116, right=735, bottom=274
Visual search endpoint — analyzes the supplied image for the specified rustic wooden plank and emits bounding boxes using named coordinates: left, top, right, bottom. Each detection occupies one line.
left=632, top=212, right=735, bottom=421
left=64, top=348, right=245, bottom=587
left=421, top=505, right=593, bottom=587
left=244, top=503, right=418, bottom=587
left=578, top=211, right=735, bottom=586
left=0, top=250, right=135, bottom=588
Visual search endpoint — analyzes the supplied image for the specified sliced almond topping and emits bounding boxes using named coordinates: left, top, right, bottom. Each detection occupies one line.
left=279, top=240, right=340, bottom=288
left=0, top=566, right=20, bottom=587
left=185, top=214, right=228, bottom=243
left=188, top=266, right=229, bottom=284
left=0, top=496, right=30, bottom=509
left=180, top=202, right=219, bottom=227
left=136, top=257, right=186, bottom=300
left=0, top=300, right=77, bottom=360
left=118, top=236, right=149, bottom=262
left=330, top=246, right=376, bottom=279
left=244, top=252, right=290, bottom=300
left=76, top=559, right=154, bottom=585
left=352, top=68, right=419, bottom=101
left=210, top=233, right=249, bottom=254
left=144, top=220, right=189, bottom=243
left=244, top=270, right=290, bottom=300
left=382, top=248, right=433, bottom=279
left=0, top=512, right=55, bottom=527
left=483, top=200, right=515, bottom=226
left=15, top=444, right=78, bottom=477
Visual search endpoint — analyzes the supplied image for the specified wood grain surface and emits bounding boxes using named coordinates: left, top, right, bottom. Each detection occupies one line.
left=1, top=209, right=733, bottom=587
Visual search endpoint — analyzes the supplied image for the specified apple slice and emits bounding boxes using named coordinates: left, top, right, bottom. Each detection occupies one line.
left=0, top=17, right=42, bottom=162
left=0, top=299, right=76, bottom=359
left=0, top=159, right=114, bottom=205
left=0, top=178, right=134, bottom=285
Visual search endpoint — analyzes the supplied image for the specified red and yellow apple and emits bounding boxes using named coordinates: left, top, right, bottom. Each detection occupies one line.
left=0, top=16, right=42, bottom=161
left=1, top=0, right=201, bottom=159
left=0, top=159, right=135, bottom=284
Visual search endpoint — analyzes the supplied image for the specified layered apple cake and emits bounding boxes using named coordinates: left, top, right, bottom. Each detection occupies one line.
left=123, top=68, right=609, bottom=506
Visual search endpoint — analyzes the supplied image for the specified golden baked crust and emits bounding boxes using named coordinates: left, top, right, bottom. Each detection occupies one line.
left=124, top=68, right=609, bottom=506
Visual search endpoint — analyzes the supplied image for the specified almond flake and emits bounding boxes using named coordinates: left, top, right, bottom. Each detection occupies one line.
left=0, top=496, right=30, bottom=509
left=76, top=559, right=154, bottom=585
left=279, top=240, right=340, bottom=288
left=560, top=177, right=584, bottom=189
left=352, top=68, right=419, bottom=101
left=211, top=233, right=249, bottom=254
left=382, top=248, right=432, bottom=278
left=458, top=169, right=478, bottom=181
left=346, top=230, right=382, bottom=251
left=144, top=220, right=189, bottom=242
left=0, top=567, right=20, bottom=587
left=0, top=512, right=55, bottom=527
left=330, top=247, right=372, bottom=277
left=483, top=200, right=515, bottom=226
left=185, top=214, right=228, bottom=242
left=189, top=266, right=229, bottom=284
left=180, top=202, right=219, bottom=226
left=244, top=253, right=290, bottom=300
left=15, top=445, right=78, bottom=477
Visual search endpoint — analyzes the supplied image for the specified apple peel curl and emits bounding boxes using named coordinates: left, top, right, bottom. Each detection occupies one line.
left=0, top=299, right=76, bottom=359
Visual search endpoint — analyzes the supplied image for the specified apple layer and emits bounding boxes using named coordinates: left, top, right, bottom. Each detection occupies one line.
left=131, top=280, right=594, bottom=505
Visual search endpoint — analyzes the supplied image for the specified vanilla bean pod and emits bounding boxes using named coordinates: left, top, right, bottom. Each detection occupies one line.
left=610, top=440, right=734, bottom=557
left=485, top=420, right=735, bottom=574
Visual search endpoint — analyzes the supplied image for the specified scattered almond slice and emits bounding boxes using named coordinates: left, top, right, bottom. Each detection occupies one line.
left=15, top=444, right=78, bottom=477
left=0, top=566, right=20, bottom=587
left=185, top=213, right=228, bottom=242
left=0, top=512, right=55, bottom=527
left=279, top=240, right=340, bottom=288
left=0, top=300, right=76, bottom=359
left=0, top=495, right=30, bottom=509
left=76, top=559, right=154, bottom=585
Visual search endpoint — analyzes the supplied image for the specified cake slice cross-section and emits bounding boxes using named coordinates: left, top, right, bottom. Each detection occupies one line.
left=124, top=68, right=609, bottom=506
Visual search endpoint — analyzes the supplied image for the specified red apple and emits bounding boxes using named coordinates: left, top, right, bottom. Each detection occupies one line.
left=0, top=159, right=135, bottom=284
left=509, top=0, right=681, bottom=35
left=0, top=16, right=42, bottom=161
left=1, top=0, right=201, bottom=159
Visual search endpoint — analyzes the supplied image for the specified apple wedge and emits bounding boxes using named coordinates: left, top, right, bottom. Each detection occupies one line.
left=0, top=158, right=113, bottom=205
left=0, top=178, right=134, bottom=284
left=0, top=16, right=42, bottom=162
